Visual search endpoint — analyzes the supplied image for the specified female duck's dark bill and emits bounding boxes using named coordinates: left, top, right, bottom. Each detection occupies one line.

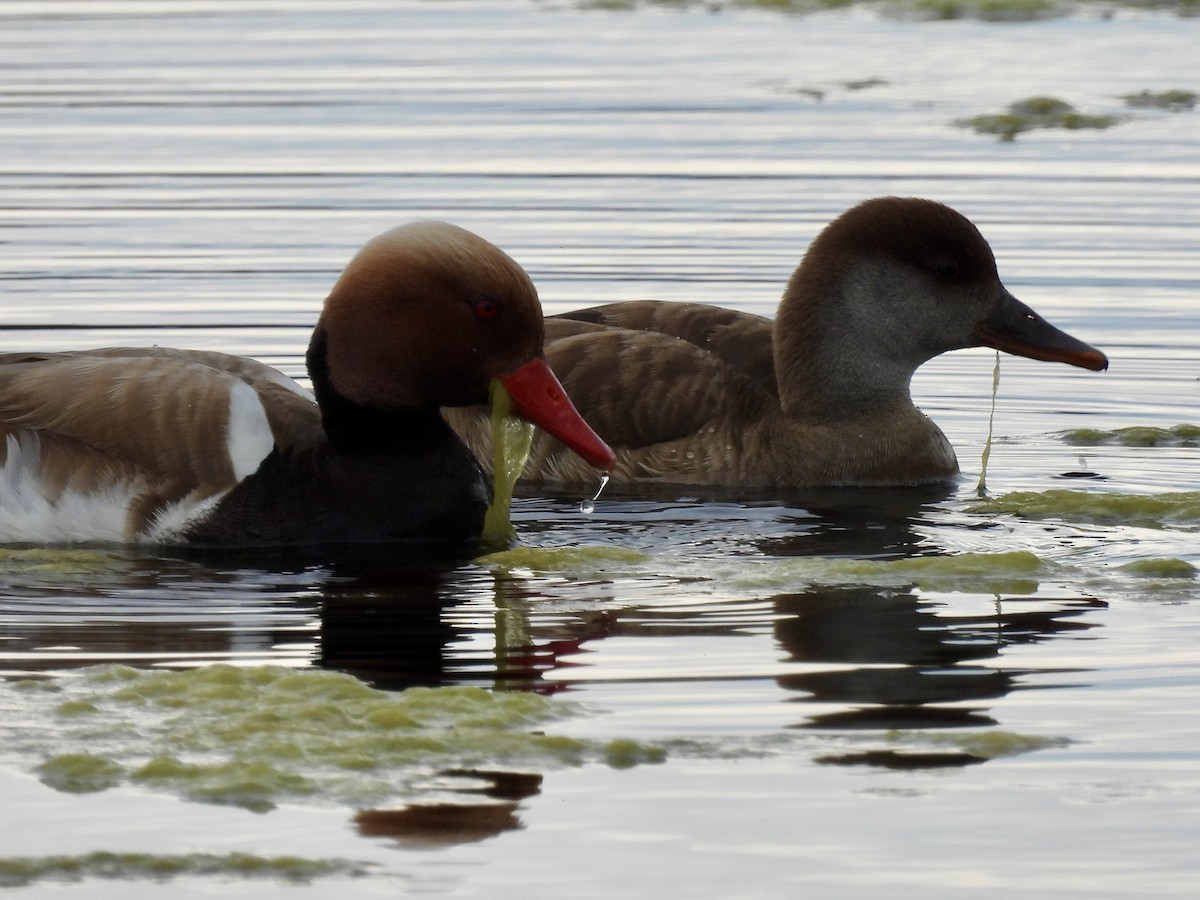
left=498, top=357, right=616, bottom=470
left=974, top=289, right=1109, bottom=372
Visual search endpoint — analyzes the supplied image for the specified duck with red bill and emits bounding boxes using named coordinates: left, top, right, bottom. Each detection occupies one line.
left=498, top=357, right=616, bottom=470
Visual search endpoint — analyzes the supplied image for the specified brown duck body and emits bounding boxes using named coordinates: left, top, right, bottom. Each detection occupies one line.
left=0, top=222, right=612, bottom=548
left=445, top=197, right=1107, bottom=488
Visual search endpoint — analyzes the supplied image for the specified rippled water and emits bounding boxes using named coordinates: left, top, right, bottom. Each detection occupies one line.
left=1, top=1, right=1198, bottom=897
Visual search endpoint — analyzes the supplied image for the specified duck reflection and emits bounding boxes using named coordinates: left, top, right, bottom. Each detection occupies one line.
left=756, top=482, right=959, bottom=558
left=516, top=481, right=962, bottom=560
left=773, top=584, right=1105, bottom=767
left=0, top=549, right=324, bottom=676
left=317, top=557, right=463, bottom=690
left=354, top=768, right=543, bottom=846
left=318, top=555, right=615, bottom=693
left=2, top=531, right=1111, bottom=788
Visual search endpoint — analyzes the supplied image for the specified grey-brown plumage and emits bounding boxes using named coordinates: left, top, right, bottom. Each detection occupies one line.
left=444, top=197, right=1108, bottom=488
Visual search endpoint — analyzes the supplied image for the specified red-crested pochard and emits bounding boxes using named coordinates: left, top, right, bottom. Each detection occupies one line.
left=445, top=198, right=1107, bottom=487
left=0, top=222, right=614, bottom=548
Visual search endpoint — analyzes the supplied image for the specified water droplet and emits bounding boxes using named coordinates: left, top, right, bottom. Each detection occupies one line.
left=578, top=473, right=609, bottom=516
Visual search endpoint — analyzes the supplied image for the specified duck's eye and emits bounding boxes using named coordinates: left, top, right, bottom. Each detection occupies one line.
left=934, top=259, right=960, bottom=280
left=473, top=298, right=501, bottom=320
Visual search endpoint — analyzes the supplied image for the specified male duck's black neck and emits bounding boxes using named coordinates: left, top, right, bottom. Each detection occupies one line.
left=306, top=328, right=447, bottom=453
left=182, top=330, right=489, bottom=551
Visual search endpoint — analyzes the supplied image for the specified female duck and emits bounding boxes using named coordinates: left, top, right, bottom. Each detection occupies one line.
left=0, top=222, right=613, bottom=547
left=446, top=197, right=1106, bottom=487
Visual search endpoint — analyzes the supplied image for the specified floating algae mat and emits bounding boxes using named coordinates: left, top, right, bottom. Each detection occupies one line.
left=479, top=544, right=649, bottom=574
left=481, top=380, right=535, bottom=548
left=719, top=550, right=1051, bottom=595
left=885, top=729, right=1071, bottom=760
left=956, top=95, right=1123, bottom=141
left=0, top=852, right=371, bottom=889
left=1121, top=89, right=1197, bottom=111
left=585, top=0, right=1083, bottom=20
left=0, top=548, right=115, bottom=575
left=1117, top=558, right=1198, bottom=579
left=1060, top=424, right=1200, bottom=447
left=969, top=490, right=1200, bottom=530
left=2, top=665, right=664, bottom=813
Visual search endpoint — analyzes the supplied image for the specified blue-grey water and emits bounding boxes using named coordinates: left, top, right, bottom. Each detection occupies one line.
left=0, top=2, right=1198, bottom=897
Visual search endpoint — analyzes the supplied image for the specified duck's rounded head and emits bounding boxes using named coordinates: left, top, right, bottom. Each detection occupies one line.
left=311, top=221, right=615, bottom=470
left=316, top=221, right=546, bottom=410
left=778, top=197, right=1106, bottom=414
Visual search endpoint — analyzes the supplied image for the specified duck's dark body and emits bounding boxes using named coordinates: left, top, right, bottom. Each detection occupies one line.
left=184, top=411, right=489, bottom=549
left=0, top=221, right=611, bottom=549
left=184, top=330, right=490, bottom=548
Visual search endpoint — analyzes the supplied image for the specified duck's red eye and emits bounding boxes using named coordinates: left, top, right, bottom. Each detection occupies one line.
left=473, top=298, right=501, bottom=319
left=934, top=259, right=960, bottom=280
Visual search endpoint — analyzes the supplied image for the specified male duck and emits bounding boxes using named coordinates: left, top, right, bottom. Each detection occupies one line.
left=445, top=197, right=1106, bottom=487
left=0, top=222, right=614, bottom=547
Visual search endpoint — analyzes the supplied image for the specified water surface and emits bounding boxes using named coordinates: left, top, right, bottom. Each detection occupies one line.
left=1, top=1, right=1198, bottom=896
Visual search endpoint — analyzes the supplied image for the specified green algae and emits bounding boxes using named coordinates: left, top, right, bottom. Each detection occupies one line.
left=36, top=753, right=125, bottom=794
left=1121, top=89, right=1198, bottom=111
left=570, top=0, right=1200, bottom=21
left=853, top=550, right=1046, bottom=577
left=1118, top=557, right=1198, bottom=579
left=842, top=77, right=889, bottom=90
left=604, top=738, right=669, bottom=769
left=0, top=851, right=371, bottom=888
left=0, top=548, right=115, bottom=574
left=579, top=0, right=1061, bottom=17
left=969, top=489, right=1200, bottom=530
left=479, top=544, right=649, bottom=573
left=7, top=665, right=664, bottom=812
left=1061, top=423, right=1200, bottom=447
left=960, top=86, right=1197, bottom=143
left=727, top=550, right=1049, bottom=595
left=55, top=699, right=99, bottom=716
left=901, top=0, right=1065, bottom=19
left=481, top=380, right=535, bottom=549
left=976, top=350, right=1000, bottom=497
left=888, top=729, right=1071, bottom=759
left=956, top=95, right=1124, bottom=141
left=132, top=756, right=318, bottom=813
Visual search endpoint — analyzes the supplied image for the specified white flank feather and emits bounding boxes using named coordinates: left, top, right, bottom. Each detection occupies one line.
left=225, top=380, right=275, bottom=480
left=0, top=432, right=229, bottom=545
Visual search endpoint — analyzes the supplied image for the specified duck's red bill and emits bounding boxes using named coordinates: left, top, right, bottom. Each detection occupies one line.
left=500, top=358, right=616, bottom=470
left=974, top=289, right=1108, bottom=372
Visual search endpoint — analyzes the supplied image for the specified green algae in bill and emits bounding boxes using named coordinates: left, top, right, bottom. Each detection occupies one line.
left=481, top=380, right=535, bottom=549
